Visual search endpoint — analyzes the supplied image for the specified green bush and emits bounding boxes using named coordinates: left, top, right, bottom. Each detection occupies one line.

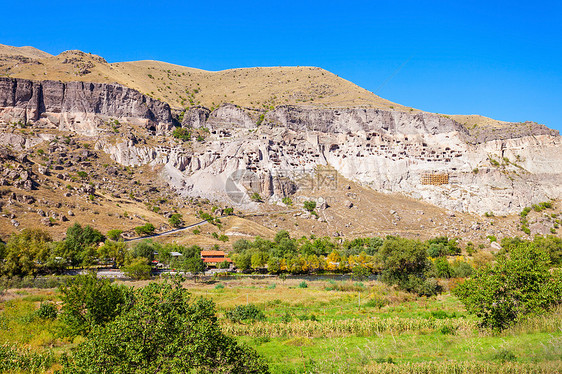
left=134, top=223, right=155, bottom=237
left=122, top=257, right=152, bottom=280
left=168, top=213, right=183, bottom=228
left=172, top=127, right=191, bottom=141
left=352, top=265, right=371, bottom=279
left=250, top=192, right=262, bottom=202
left=454, top=243, right=562, bottom=330
left=63, top=281, right=268, bottom=373
left=282, top=197, right=293, bottom=206
left=59, top=273, right=130, bottom=336
left=36, top=301, right=58, bottom=319
left=226, top=304, right=266, bottom=323
left=106, top=229, right=123, bottom=241
left=434, top=258, right=452, bottom=278
left=303, top=200, right=316, bottom=212
left=378, top=237, right=440, bottom=296
left=491, top=348, right=517, bottom=362
left=451, top=260, right=473, bottom=278
left=298, top=281, right=308, bottom=288
left=364, top=297, right=388, bottom=309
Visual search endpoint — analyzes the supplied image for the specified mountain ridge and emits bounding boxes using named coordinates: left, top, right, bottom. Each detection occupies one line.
left=0, top=44, right=523, bottom=128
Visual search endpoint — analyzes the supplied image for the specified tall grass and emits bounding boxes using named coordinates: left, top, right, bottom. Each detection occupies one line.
left=0, top=344, right=56, bottom=373
left=223, top=317, right=476, bottom=338
left=503, top=305, right=562, bottom=335
left=364, top=361, right=562, bottom=374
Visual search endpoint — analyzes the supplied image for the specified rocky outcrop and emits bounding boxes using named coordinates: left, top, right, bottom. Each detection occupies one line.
left=465, top=121, right=558, bottom=143
left=0, top=77, right=173, bottom=135
left=205, top=103, right=257, bottom=129
left=182, top=106, right=210, bottom=128
left=104, top=103, right=562, bottom=215
left=265, top=106, right=468, bottom=136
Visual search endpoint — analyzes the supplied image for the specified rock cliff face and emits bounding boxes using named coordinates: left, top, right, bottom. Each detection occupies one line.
left=0, top=76, right=560, bottom=215
left=103, top=103, right=562, bottom=215
left=0, top=77, right=173, bottom=135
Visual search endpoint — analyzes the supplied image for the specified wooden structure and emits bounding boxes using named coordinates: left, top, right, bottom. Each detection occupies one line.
left=420, top=173, right=449, bottom=185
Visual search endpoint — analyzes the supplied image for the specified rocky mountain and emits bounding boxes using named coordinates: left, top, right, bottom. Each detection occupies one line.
left=0, top=44, right=561, bottom=243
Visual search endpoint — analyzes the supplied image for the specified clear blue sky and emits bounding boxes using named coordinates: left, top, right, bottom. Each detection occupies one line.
left=2, top=1, right=561, bottom=131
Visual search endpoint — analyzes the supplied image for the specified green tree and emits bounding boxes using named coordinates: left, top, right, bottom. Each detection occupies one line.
left=105, top=229, right=122, bottom=241
left=134, top=223, right=155, bottom=237
left=62, top=281, right=269, bottom=373
left=274, top=230, right=291, bottom=244
left=59, top=273, right=130, bottom=336
left=454, top=243, right=562, bottom=330
left=3, top=229, right=52, bottom=276
left=183, top=256, right=206, bottom=280
left=378, top=237, right=439, bottom=296
left=352, top=265, right=371, bottom=280
left=130, top=239, right=160, bottom=264
left=122, top=257, right=152, bottom=280
left=168, top=213, right=183, bottom=228
left=233, top=252, right=252, bottom=272
left=98, top=240, right=126, bottom=267
left=267, top=257, right=282, bottom=274
left=63, top=223, right=105, bottom=267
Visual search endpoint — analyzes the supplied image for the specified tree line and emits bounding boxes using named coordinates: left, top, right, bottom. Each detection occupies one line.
left=231, top=231, right=562, bottom=296
left=0, top=224, right=205, bottom=279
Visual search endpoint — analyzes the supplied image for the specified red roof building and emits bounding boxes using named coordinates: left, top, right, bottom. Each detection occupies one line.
left=200, top=250, right=232, bottom=266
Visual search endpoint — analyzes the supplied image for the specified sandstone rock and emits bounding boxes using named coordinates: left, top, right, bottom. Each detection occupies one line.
left=344, top=200, right=353, bottom=208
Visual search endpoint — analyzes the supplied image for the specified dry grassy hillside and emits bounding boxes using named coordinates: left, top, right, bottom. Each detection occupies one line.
left=0, top=48, right=406, bottom=111
left=0, top=44, right=511, bottom=127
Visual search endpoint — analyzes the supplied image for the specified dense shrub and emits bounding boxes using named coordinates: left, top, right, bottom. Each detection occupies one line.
left=226, top=304, right=266, bottom=323
left=303, top=200, right=316, bottom=212
left=59, top=273, right=131, bottom=336
left=454, top=243, right=562, bottom=330
left=62, top=281, right=269, bottom=373
left=134, top=223, right=155, bottom=237
left=105, top=229, right=123, bottom=241
left=122, top=257, right=152, bottom=280
left=172, top=127, right=191, bottom=141
left=168, top=213, right=183, bottom=228
left=36, top=302, right=58, bottom=320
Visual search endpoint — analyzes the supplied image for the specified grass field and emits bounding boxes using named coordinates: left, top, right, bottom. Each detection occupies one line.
left=1, top=277, right=561, bottom=373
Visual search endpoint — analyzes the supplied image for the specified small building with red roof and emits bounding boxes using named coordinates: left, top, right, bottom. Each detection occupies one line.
left=200, top=250, right=232, bottom=267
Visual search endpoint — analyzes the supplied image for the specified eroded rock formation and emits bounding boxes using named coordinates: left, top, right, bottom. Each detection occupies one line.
left=0, top=77, right=560, bottom=215
left=0, top=77, right=173, bottom=135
